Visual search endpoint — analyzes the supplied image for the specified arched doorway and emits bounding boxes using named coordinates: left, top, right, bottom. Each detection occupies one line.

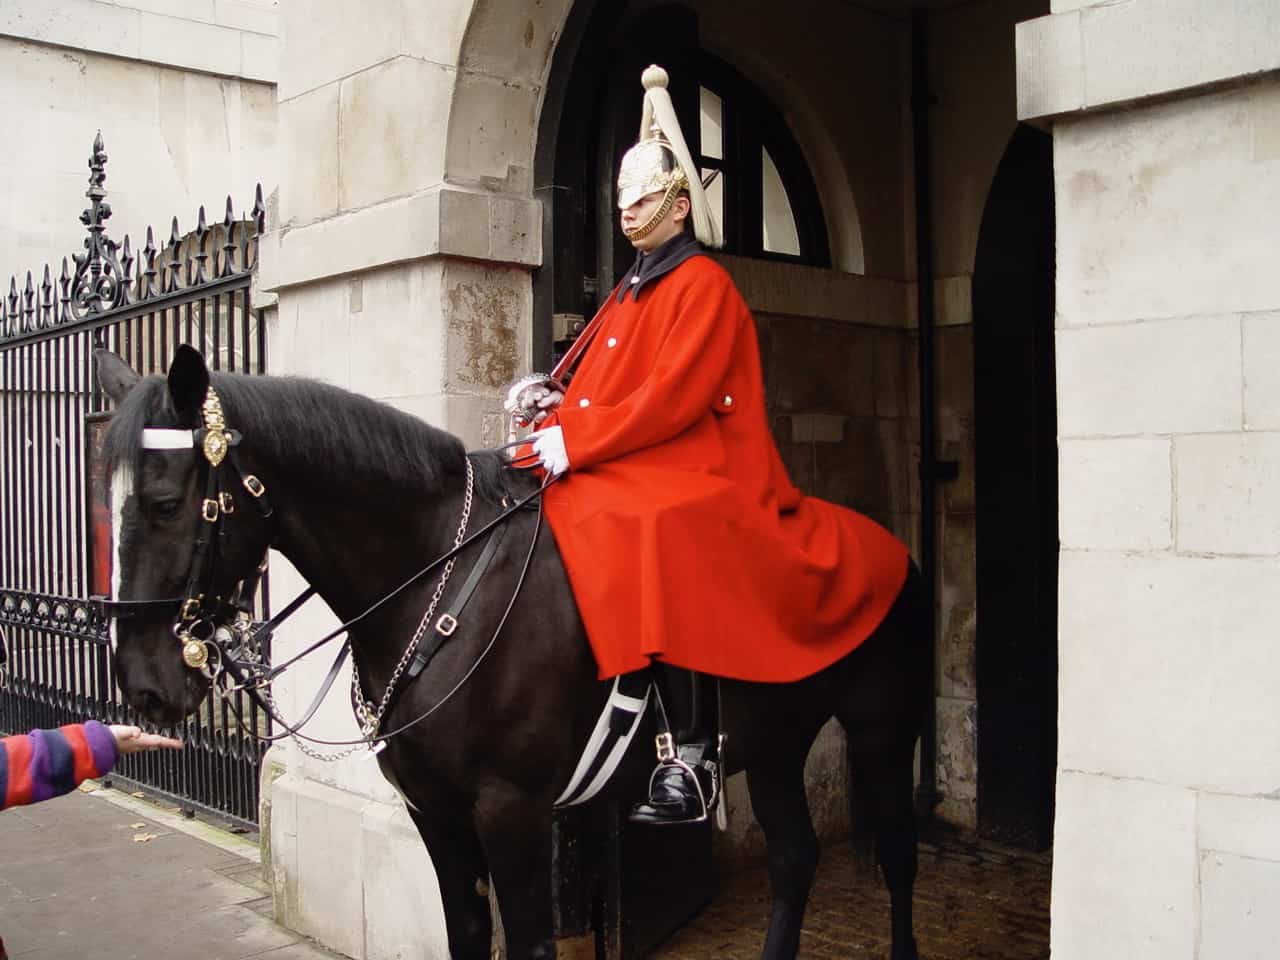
left=973, top=123, right=1058, bottom=850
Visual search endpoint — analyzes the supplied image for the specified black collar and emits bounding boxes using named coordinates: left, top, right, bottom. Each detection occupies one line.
left=616, top=232, right=704, bottom=303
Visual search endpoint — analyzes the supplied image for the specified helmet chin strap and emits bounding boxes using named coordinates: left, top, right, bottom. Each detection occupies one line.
left=623, top=180, right=684, bottom=243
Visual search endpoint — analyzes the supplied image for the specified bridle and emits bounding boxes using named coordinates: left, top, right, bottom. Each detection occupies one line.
left=96, top=385, right=277, bottom=679
left=97, top=385, right=556, bottom=756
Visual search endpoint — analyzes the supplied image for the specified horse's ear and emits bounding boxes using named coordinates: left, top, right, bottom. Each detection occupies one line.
left=95, top=349, right=141, bottom=404
left=167, top=345, right=210, bottom=423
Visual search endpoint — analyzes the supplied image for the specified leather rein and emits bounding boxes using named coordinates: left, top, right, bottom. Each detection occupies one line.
left=96, top=387, right=556, bottom=755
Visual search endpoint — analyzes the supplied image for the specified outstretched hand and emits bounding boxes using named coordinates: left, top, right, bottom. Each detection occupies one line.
left=109, top=725, right=184, bottom=754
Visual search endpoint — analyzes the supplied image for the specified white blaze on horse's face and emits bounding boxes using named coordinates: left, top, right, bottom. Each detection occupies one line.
left=110, top=464, right=133, bottom=657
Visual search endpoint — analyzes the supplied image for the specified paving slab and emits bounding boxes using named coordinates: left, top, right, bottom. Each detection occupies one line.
left=0, top=787, right=343, bottom=960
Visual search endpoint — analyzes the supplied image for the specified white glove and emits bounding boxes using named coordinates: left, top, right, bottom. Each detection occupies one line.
left=531, top=425, right=570, bottom=476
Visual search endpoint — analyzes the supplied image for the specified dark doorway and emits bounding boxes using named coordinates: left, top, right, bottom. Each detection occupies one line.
left=973, top=124, right=1058, bottom=851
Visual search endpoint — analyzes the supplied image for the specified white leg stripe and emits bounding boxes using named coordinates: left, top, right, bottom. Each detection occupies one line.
left=554, top=676, right=651, bottom=808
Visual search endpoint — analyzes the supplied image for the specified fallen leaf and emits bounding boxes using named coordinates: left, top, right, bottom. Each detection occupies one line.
left=129, top=822, right=146, bottom=829
left=130, top=791, right=146, bottom=799
left=132, top=832, right=158, bottom=843
left=78, top=782, right=98, bottom=793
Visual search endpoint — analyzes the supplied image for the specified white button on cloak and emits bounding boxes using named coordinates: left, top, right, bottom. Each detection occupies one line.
left=607, top=337, right=617, bottom=348
left=723, top=395, right=734, bottom=406
left=579, top=398, right=591, bottom=407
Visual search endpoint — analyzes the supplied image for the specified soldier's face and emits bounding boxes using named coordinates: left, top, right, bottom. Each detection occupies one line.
left=621, top=192, right=689, bottom=252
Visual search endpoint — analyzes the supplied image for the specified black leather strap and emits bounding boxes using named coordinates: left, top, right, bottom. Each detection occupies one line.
left=406, top=520, right=508, bottom=681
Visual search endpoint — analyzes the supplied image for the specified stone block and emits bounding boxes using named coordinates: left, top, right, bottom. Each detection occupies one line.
left=1082, top=0, right=1280, bottom=110
left=1057, top=315, right=1242, bottom=437
left=438, top=189, right=493, bottom=261
left=445, top=70, right=538, bottom=194
left=935, top=324, right=974, bottom=513
left=1016, top=10, right=1085, bottom=120
left=813, top=416, right=891, bottom=515
left=1059, top=437, right=1172, bottom=551
left=1199, top=793, right=1280, bottom=863
left=1176, top=432, right=1280, bottom=556
left=872, top=328, right=911, bottom=419
left=1055, top=82, right=1280, bottom=326
left=717, top=254, right=910, bottom=328
left=935, top=274, right=972, bottom=328
left=489, top=192, right=542, bottom=267
left=0, top=0, right=142, bottom=65
left=278, top=82, right=340, bottom=227
left=123, top=0, right=216, bottom=23
left=1024, top=2, right=1280, bottom=121
left=939, top=513, right=977, bottom=699
left=458, top=0, right=566, bottom=84
left=935, top=696, right=976, bottom=830
left=347, top=262, right=448, bottom=401
left=138, top=9, right=242, bottom=76
left=1051, top=772, right=1196, bottom=960
left=266, top=273, right=352, bottom=384
left=1243, top=311, right=1280, bottom=430
left=770, top=317, right=876, bottom=417
left=214, top=0, right=277, bottom=34
left=238, top=27, right=276, bottom=83
left=361, top=802, right=449, bottom=960
left=339, top=58, right=451, bottom=211
left=278, top=0, right=469, bottom=100
left=291, top=777, right=368, bottom=959
left=441, top=260, right=530, bottom=394
left=1058, top=550, right=1280, bottom=794
left=1200, top=852, right=1280, bottom=960
left=789, top=413, right=848, bottom=444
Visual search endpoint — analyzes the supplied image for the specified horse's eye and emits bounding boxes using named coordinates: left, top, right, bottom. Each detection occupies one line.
left=152, top=499, right=183, bottom=520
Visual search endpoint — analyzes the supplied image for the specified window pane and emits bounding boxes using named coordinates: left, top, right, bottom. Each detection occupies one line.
left=701, top=167, right=724, bottom=236
left=762, top=147, right=800, bottom=256
left=700, top=87, right=723, bottom=161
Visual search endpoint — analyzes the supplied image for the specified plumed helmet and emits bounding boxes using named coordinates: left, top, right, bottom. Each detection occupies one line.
left=616, top=65, right=723, bottom=248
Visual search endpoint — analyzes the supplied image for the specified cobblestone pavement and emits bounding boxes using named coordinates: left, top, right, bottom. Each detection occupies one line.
left=651, top=836, right=1051, bottom=959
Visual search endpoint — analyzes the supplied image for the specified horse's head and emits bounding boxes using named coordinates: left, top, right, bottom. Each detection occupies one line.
left=96, top=346, right=273, bottom=725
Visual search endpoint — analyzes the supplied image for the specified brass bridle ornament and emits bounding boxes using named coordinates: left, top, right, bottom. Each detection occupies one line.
left=97, top=384, right=273, bottom=681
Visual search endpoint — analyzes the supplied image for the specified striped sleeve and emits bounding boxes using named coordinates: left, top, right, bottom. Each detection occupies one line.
left=0, top=722, right=119, bottom=811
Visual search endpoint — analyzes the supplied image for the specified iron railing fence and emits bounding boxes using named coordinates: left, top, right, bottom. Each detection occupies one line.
left=0, top=133, right=271, bottom=828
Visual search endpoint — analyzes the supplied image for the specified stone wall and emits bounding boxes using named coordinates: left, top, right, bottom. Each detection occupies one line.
left=1019, top=1, right=1280, bottom=955
left=923, top=0, right=1049, bottom=829
left=0, top=1, right=277, bottom=277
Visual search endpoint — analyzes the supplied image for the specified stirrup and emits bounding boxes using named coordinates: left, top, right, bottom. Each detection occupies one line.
left=639, top=740, right=722, bottom=826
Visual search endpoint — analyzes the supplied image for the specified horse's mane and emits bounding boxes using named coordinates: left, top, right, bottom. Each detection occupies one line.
left=102, top=372, right=512, bottom=503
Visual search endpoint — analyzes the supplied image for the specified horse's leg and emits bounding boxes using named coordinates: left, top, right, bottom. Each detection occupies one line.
left=474, top=782, right=556, bottom=960
left=407, top=807, right=494, bottom=960
left=846, top=732, right=920, bottom=960
left=745, top=724, right=824, bottom=960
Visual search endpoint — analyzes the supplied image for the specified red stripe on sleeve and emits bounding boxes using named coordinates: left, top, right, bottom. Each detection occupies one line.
left=5, top=735, right=34, bottom=807
left=60, top=724, right=97, bottom=782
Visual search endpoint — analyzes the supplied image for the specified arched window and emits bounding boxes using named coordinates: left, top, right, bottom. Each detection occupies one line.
left=695, top=56, right=829, bottom=265
left=536, top=5, right=830, bottom=365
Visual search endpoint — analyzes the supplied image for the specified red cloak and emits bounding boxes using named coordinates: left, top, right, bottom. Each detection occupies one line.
left=541, top=255, right=908, bottom=683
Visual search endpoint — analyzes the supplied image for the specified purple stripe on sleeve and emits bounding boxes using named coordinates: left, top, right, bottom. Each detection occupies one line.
left=82, top=721, right=119, bottom=777
left=27, top=731, right=54, bottom=803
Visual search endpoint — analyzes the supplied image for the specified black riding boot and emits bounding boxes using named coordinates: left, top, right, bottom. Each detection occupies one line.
left=629, top=663, right=721, bottom=826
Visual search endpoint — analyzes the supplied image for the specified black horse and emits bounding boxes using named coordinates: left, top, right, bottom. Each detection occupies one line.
left=96, top=346, right=929, bottom=960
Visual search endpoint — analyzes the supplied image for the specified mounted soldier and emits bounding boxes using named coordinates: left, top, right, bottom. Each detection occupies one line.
left=509, top=64, right=911, bottom=825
